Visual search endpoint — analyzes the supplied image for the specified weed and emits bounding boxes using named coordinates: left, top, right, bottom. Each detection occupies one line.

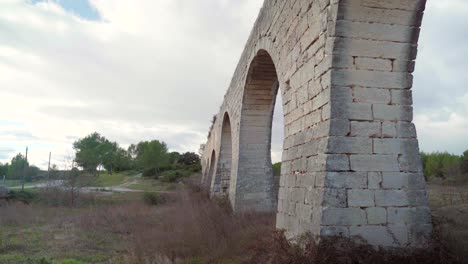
left=143, top=192, right=166, bottom=206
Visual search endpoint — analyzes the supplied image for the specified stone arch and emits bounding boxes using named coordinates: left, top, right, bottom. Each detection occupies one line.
left=202, top=0, right=431, bottom=247
left=212, top=112, right=234, bottom=197
left=236, top=50, right=281, bottom=212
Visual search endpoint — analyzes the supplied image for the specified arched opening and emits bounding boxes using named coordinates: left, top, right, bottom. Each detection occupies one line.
left=237, top=50, right=281, bottom=212
left=213, top=113, right=233, bottom=196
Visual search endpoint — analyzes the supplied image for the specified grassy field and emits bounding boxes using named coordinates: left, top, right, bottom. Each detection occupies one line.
left=89, top=171, right=140, bottom=187
left=0, top=175, right=466, bottom=263
left=427, top=183, right=468, bottom=260
left=0, top=175, right=175, bottom=264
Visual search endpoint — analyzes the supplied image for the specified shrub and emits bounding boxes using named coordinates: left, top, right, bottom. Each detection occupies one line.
left=248, top=230, right=461, bottom=264
left=36, top=187, right=96, bottom=207
left=8, top=189, right=37, bottom=204
left=188, top=163, right=202, bottom=173
left=160, top=169, right=191, bottom=183
left=272, top=162, right=281, bottom=176
left=142, top=168, right=157, bottom=177
left=143, top=192, right=166, bottom=206
left=420, top=152, right=462, bottom=180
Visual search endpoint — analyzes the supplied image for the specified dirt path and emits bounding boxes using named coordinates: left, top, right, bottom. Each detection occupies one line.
left=9, top=174, right=173, bottom=194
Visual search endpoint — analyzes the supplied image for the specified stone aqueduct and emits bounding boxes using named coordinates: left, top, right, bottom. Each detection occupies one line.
left=200, top=0, right=431, bottom=247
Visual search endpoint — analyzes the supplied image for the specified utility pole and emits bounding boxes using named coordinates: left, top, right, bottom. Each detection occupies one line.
left=22, top=146, right=28, bottom=191
left=47, top=152, right=51, bottom=181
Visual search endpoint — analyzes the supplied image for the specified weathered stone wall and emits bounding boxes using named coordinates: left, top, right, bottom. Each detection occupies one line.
left=201, top=0, right=430, bottom=247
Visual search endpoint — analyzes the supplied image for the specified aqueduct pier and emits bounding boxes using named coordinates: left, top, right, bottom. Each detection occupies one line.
left=201, top=0, right=431, bottom=247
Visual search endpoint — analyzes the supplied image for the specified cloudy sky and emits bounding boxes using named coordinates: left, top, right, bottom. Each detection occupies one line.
left=0, top=0, right=467, bottom=169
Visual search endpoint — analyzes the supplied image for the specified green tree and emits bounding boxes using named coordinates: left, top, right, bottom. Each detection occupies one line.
left=25, top=165, right=41, bottom=182
left=136, top=140, right=169, bottom=176
left=0, top=162, right=8, bottom=177
left=168, top=152, right=181, bottom=164
left=7, top=153, right=28, bottom=179
left=421, top=151, right=461, bottom=180
left=73, top=132, right=109, bottom=173
left=461, top=150, right=468, bottom=174
left=179, top=152, right=200, bottom=166
left=110, top=147, right=134, bottom=173
left=101, top=141, right=118, bottom=174
left=128, top=144, right=138, bottom=159
left=272, top=162, right=281, bottom=176
left=50, top=164, right=59, bottom=179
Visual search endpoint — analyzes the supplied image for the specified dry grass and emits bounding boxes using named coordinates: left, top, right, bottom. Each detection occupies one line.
left=0, top=180, right=467, bottom=263
left=77, top=184, right=275, bottom=263
left=248, top=229, right=461, bottom=264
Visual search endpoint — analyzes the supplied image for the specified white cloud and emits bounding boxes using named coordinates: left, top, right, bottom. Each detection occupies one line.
left=0, top=0, right=263, bottom=168
left=415, top=111, right=468, bottom=154
left=0, top=0, right=466, bottom=170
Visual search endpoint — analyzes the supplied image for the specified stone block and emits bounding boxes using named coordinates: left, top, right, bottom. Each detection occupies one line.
left=329, top=119, right=351, bottom=136
left=327, top=136, right=372, bottom=154
left=350, top=225, right=408, bottom=247
left=326, top=154, right=350, bottom=171
left=336, top=4, right=424, bottom=26
left=350, top=155, right=400, bottom=172
left=375, top=190, right=409, bottom=206
left=396, top=122, right=417, bottom=138
left=387, top=206, right=431, bottom=225
left=368, top=172, right=382, bottom=189
left=373, top=104, right=413, bottom=121
left=325, top=172, right=367, bottom=189
left=330, top=86, right=353, bottom=102
left=302, top=137, right=328, bottom=157
left=330, top=102, right=373, bottom=121
left=296, top=202, right=313, bottom=221
left=407, top=190, right=429, bottom=206
left=331, top=69, right=413, bottom=89
left=291, top=188, right=306, bottom=203
left=398, top=153, right=423, bottom=173
left=328, top=37, right=418, bottom=60
left=366, top=207, right=387, bottom=225
left=323, top=188, right=347, bottom=207
left=361, top=0, right=427, bottom=11
left=382, top=172, right=426, bottom=189
left=353, top=87, right=391, bottom=104
left=355, top=57, right=392, bottom=71
left=393, top=60, right=416, bottom=73
left=382, top=122, right=397, bottom=138
left=334, top=20, right=420, bottom=43
left=304, top=110, right=322, bottom=125
left=305, top=188, right=323, bottom=207
left=286, top=174, right=297, bottom=187
left=348, top=189, right=375, bottom=207
left=322, top=207, right=366, bottom=226
left=350, top=121, right=381, bottom=137
left=296, top=173, right=316, bottom=187
left=391, top=90, right=413, bottom=105
left=373, top=138, right=402, bottom=154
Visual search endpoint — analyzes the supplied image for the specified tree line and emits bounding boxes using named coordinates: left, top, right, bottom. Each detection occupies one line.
left=73, top=132, right=201, bottom=178
left=0, top=154, right=44, bottom=182
left=420, top=151, right=468, bottom=181
left=271, top=150, right=468, bottom=182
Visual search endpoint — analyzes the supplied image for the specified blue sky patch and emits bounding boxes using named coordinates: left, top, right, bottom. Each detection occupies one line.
left=32, top=0, right=100, bottom=20
left=0, top=120, right=25, bottom=127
